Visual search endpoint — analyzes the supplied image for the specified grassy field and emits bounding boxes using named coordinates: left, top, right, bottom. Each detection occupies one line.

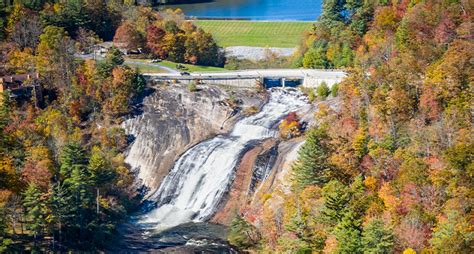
left=158, top=60, right=227, bottom=72
left=125, top=58, right=227, bottom=73
left=194, top=20, right=312, bottom=48
left=124, top=62, right=167, bottom=73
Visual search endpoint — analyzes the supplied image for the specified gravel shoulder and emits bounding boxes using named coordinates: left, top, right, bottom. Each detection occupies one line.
left=225, top=46, right=297, bottom=61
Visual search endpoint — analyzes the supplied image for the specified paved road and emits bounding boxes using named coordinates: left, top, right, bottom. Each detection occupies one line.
left=75, top=54, right=180, bottom=74
left=144, top=69, right=346, bottom=80
left=76, top=54, right=346, bottom=81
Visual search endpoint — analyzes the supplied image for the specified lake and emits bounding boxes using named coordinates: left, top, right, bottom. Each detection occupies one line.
left=169, top=0, right=323, bottom=21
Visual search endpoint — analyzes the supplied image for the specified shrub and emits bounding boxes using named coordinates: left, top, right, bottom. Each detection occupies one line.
left=308, top=88, right=316, bottom=102
left=300, top=87, right=316, bottom=103
left=188, top=80, right=198, bottom=92
left=244, top=106, right=259, bottom=116
left=279, top=112, right=302, bottom=139
left=331, top=83, right=339, bottom=97
left=228, top=215, right=260, bottom=249
left=317, top=82, right=330, bottom=100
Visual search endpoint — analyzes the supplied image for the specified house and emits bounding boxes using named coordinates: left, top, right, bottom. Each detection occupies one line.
left=0, top=73, right=43, bottom=107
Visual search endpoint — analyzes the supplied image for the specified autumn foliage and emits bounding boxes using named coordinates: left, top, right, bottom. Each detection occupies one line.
left=235, top=0, right=474, bottom=253
left=278, top=112, right=302, bottom=139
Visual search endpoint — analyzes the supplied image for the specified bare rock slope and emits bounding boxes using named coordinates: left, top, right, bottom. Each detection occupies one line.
left=123, top=85, right=264, bottom=194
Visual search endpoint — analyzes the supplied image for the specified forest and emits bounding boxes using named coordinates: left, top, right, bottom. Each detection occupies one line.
left=0, top=0, right=472, bottom=252
left=0, top=0, right=157, bottom=251
left=230, top=0, right=473, bottom=253
left=0, top=0, right=221, bottom=251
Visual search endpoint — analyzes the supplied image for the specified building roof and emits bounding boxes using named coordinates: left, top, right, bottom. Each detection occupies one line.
left=0, top=73, right=39, bottom=84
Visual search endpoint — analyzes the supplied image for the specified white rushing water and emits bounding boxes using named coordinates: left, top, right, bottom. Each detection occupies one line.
left=139, top=88, right=307, bottom=231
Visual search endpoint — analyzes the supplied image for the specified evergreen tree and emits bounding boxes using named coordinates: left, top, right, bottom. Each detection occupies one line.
left=361, top=219, right=394, bottom=254
left=88, top=146, right=115, bottom=187
left=97, top=47, right=125, bottom=79
left=228, top=215, right=260, bottom=249
left=23, top=183, right=48, bottom=239
left=49, top=181, right=69, bottom=245
left=133, top=70, right=146, bottom=96
left=106, top=47, right=124, bottom=66
left=331, top=83, right=339, bottom=97
left=348, top=176, right=369, bottom=218
left=0, top=91, right=11, bottom=154
left=321, top=180, right=350, bottom=224
left=63, top=164, right=93, bottom=243
left=338, top=44, right=354, bottom=67
left=59, top=143, right=94, bottom=243
left=321, top=0, right=346, bottom=22
left=317, top=82, right=330, bottom=100
left=60, top=143, right=88, bottom=178
left=0, top=91, right=10, bottom=131
left=292, top=127, right=333, bottom=188
left=303, top=44, right=329, bottom=69
left=0, top=207, right=12, bottom=252
left=333, top=211, right=362, bottom=254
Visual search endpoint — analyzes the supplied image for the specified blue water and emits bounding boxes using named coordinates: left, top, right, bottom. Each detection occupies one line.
left=170, top=0, right=322, bottom=21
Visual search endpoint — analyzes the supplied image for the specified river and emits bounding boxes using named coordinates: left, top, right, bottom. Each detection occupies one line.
left=122, top=88, right=308, bottom=251
left=169, top=0, right=323, bottom=21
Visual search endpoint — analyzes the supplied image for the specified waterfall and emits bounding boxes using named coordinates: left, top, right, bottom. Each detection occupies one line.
left=138, top=88, right=307, bottom=231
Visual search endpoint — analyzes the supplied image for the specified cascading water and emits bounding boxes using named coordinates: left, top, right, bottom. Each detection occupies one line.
left=139, top=88, right=308, bottom=231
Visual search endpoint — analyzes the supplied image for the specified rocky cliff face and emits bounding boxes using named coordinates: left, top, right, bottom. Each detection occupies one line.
left=210, top=99, right=316, bottom=224
left=123, top=84, right=264, bottom=195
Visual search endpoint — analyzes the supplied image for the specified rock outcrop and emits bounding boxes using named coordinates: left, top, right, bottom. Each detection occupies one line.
left=210, top=98, right=315, bottom=224
left=123, top=84, right=264, bottom=195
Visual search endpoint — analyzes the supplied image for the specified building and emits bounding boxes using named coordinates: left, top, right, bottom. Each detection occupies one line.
left=0, top=73, right=43, bottom=107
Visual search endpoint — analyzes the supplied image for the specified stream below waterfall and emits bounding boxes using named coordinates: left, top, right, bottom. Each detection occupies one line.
left=124, top=88, right=308, bottom=251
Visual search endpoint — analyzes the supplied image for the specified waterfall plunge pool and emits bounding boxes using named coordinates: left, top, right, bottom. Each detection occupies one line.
left=122, top=88, right=308, bottom=252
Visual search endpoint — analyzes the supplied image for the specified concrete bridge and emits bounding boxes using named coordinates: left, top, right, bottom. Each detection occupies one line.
left=143, top=69, right=346, bottom=89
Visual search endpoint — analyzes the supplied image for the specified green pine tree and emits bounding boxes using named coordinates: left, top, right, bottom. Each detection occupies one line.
left=321, top=180, right=350, bottom=224
left=317, top=82, right=330, bottom=100
left=0, top=91, right=11, bottom=131
left=292, top=127, right=333, bottom=189
left=60, top=143, right=94, bottom=243
left=0, top=207, right=12, bottom=252
left=228, top=215, right=260, bottom=249
left=303, top=44, right=329, bottom=69
left=60, top=143, right=88, bottom=178
left=106, top=47, right=124, bottom=66
left=334, top=211, right=362, bottom=254
left=63, top=165, right=93, bottom=242
left=49, top=182, right=69, bottom=245
left=88, top=146, right=115, bottom=186
left=23, top=183, right=48, bottom=239
left=361, top=219, right=394, bottom=254
left=331, top=83, right=339, bottom=97
left=348, top=176, right=370, bottom=218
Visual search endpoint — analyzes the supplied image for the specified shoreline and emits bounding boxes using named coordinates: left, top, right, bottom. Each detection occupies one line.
left=186, top=17, right=314, bottom=22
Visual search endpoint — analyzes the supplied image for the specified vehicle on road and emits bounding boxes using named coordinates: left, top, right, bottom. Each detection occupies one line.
left=181, top=72, right=191, bottom=76
left=176, top=64, right=187, bottom=70
left=151, top=59, right=162, bottom=63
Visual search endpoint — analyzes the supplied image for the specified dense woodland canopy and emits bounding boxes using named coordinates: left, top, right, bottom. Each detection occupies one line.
left=231, top=0, right=474, bottom=253
left=0, top=1, right=221, bottom=251
left=0, top=0, right=155, bottom=251
left=0, top=0, right=472, bottom=252
left=113, top=8, right=224, bottom=66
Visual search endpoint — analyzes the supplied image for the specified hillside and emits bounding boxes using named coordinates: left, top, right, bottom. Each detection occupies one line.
left=229, top=0, right=474, bottom=253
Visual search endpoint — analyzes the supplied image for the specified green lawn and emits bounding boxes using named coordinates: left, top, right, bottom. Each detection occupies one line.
left=124, top=62, right=167, bottom=73
left=159, top=60, right=227, bottom=72
left=194, top=20, right=313, bottom=48
left=126, top=58, right=227, bottom=73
